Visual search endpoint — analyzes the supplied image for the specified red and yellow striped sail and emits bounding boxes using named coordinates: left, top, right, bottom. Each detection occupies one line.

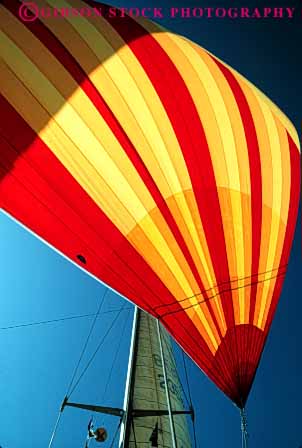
left=0, top=0, right=300, bottom=407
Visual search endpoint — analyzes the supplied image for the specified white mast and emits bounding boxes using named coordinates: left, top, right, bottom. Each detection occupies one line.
left=119, top=307, right=193, bottom=447
left=62, top=306, right=193, bottom=447
left=119, top=306, right=139, bottom=447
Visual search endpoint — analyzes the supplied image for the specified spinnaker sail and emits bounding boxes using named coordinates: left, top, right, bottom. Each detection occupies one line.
left=0, top=0, right=300, bottom=408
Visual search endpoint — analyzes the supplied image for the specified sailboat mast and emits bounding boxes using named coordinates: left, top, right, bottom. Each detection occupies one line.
left=119, top=307, right=193, bottom=448
left=61, top=305, right=193, bottom=447
left=119, top=306, right=139, bottom=447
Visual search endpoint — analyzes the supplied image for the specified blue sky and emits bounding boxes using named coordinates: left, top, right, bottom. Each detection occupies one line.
left=0, top=1, right=301, bottom=447
left=1, top=212, right=301, bottom=448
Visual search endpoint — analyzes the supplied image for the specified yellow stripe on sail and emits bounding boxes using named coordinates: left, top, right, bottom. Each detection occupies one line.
left=0, top=26, right=221, bottom=350
left=260, top=117, right=291, bottom=330
left=256, top=108, right=283, bottom=330
left=34, top=1, right=221, bottom=315
left=152, top=31, right=252, bottom=326
left=45, top=4, right=225, bottom=344
left=233, top=75, right=290, bottom=331
left=208, top=49, right=300, bottom=150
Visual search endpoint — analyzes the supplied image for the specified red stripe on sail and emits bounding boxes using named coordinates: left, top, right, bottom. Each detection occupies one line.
left=240, top=134, right=300, bottom=407
left=0, top=93, right=217, bottom=379
left=1, top=3, right=223, bottom=395
left=0, top=94, right=171, bottom=316
left=264, top=133, right=300, bottom=335
left=212, top=57, right=263, bottom=328
left=108, top=17, right=235, bottom=340
left=211, top=57, right=263, bottom=405
left=3, top=0, right=224, bottom=328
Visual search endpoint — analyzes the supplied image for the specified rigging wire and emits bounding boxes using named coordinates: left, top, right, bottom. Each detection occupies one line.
left=101, top=308, right=131, bottom=404
left=83, top=308, right=131, bottom=448
left=240, top=408, right=249, bottom=448
left=47, top=409, right=63, bottom=448
left=48, top=289, right=109, bottom=448
left=66, top=289, right=109, bottom=397
left=105, top=311, right=130, bottom=443
left=0, top=307, right=131, bottom=331
left=86, top=308, right=131, bottom=440
left=182, top=351, right=198, bottom=448
left=109, top=417, right=123, bottom=448
left=68, top=302, right=127, bottom=397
